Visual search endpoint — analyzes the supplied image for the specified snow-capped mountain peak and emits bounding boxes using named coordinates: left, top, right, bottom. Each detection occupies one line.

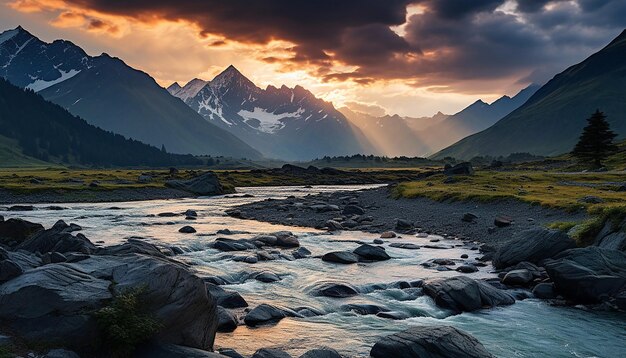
left=173, top=65, right=372, bottom=160
left=209, top=65, right=257, bottom=91
left=1, top=25, right=90, bottom=91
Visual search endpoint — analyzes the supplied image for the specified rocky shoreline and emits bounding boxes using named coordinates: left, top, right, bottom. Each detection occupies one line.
left=0, top=171, right=227, bottom=204
left=0, top=187, right=192, bottom=204
left=231, top=185, right=588, bottom=248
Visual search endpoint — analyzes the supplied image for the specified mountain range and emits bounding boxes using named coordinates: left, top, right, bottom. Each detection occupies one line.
left=0, top=26, right=261, bottom=159
left=340, top=84, right=539, bottom=157
left=434, top=30, right=626, bottom=160
left=169, top=66, right=373, bottom=160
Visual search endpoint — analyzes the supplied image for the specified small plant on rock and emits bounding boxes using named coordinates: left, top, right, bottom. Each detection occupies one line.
left=94, top=287, right=161, bottom=357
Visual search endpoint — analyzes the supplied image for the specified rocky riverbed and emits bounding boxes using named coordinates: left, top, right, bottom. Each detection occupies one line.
left=0, top=185, right=625, bottom=357
left=231, top=185, right=589, bottom=248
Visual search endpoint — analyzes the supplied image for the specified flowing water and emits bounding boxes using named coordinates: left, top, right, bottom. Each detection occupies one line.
left=4, top=185, right=625, bottom=357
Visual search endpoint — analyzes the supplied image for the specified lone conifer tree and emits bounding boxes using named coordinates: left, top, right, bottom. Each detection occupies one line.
left=572, top=110, right=618, bottom=167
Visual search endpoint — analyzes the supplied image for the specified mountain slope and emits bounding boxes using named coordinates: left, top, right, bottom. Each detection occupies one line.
left=434, top=30, right=626, bottom=160
left=173, top=66, right=374, bottom=160
left=339, top=108, right=440, bottom=157
left=419, top=84, right=539, bottom=154
left=0, top=26, right=261, bottom=159
left=340, top=85, right=537, bottom=157
left=0, top=78, right=200, bottom=166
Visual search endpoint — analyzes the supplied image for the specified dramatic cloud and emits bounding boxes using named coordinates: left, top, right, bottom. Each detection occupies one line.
left=3, top=0, right=626, bottom=115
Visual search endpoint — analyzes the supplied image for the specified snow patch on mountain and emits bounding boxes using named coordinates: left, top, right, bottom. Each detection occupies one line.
left=26, top=69, right=81, bottom=92
left=238, top=107, right=305, bottom=133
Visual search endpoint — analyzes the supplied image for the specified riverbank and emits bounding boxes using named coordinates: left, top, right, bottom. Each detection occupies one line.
left=233, top=185, right=588, bottom=248
left=0, top=187, right=191, bottom=204
left=0, top=166, right=425, bottom=204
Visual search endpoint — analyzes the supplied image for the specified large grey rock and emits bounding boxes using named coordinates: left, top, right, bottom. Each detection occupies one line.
left=77, top=254, right=218, bottom=350
left=493, top=228, right=575, bottom=269
left=217, top=306, right=238, bottom=332
left=0, top=218, right=44, bottom=246
left=313, top=282, right=359, bottom=298
left=272, top=231, right=300, bottom=248
left=0, top=263, right=111, bottom=343
left=322, top=251, right=359, bottom=264
left=96, top=237, right=166, bottom=257
left=0, top=259, right=23, bottom=282
left=594, top=221, right=626, bottom=252
left=136, top=343, right=223, bottom=357
left=353, top=244, right=390, bottom=261
left=252, top=348, right=292, bottom=358
left=206, top=283, right=248, bottom=309
left=544, top=247, right=626, bottom=303
left=299, top=348, right=342, bottom=358
left=17, top=221, right=96, bottom=254
left=165, top=171, right=225, bottom=196
left=501, top=269, right=534, bottom=286
left=0, top=247, right=41, bottom=270
left=423, top=276, right=515, bottom=314
left=370, top=326, right=494, bottom=358
left=244, top=304, right=286, bottom=326
left=532, top=283, right=556, bottom=299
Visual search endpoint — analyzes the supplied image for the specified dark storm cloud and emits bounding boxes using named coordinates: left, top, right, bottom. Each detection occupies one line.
left=422, top=0, right=504, bottom=19
left=59, top=0, right=626, bottom=87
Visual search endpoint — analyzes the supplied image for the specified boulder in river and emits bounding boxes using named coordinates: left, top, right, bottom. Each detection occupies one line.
left=370, top=325, right=494, bottom=358
left=325, top=220, right=344, bottom=231
left=292, top=247, right=311, bottom=259
left=217, top=306, right=238, bottom=333
left=423, top=276, right=515, bottom=314
left=532, top=282, right=556, bottom=299
left=544, top=247, right=626, bottom=303
left=322, top=251, right=359, bottom=264
left=456, top=264, right=478, bottom=273
left=0, top=259, right=23, bottom=282
left=389, top=243, right=420, bottom=250
left=353, top=244, right=390, bottom=261
left=244, top=304, right=287, bottom=326
left=252, top=348, right=292, bottom=358
left=165, top=171, right=226, bottom=196
left=501, top=269, right=534, bottom=286
left=299, top=348, right=342, bottom=358
left=380, top=231, right=396, bottom=238
left=314, top=282, right=359, bottom=298
left=0, top=218, right=44, bottom=247
left=341, top=303, right=388, bottom=315
left=179, top=226, right=197, bottom=234
left=17, top=221, right=96, bottom=254
left=493, top=228, right=576, bottom=269
left=272, top=231, right=300, bottom=248
left=255, top=271, right=281, bottom=283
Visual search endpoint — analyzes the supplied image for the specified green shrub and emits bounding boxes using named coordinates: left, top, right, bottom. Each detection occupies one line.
left=547, top=221, right=577, bottom=232
left=94, top=287, right=161, bottom=357
left=571, top=206, right=626, bottom=247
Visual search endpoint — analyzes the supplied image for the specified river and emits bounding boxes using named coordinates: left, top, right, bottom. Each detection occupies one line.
left=5, top=185, right=625, bottom=357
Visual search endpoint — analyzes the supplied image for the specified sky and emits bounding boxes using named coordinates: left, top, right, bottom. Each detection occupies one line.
left=1, top=0, right=625, bottom=117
